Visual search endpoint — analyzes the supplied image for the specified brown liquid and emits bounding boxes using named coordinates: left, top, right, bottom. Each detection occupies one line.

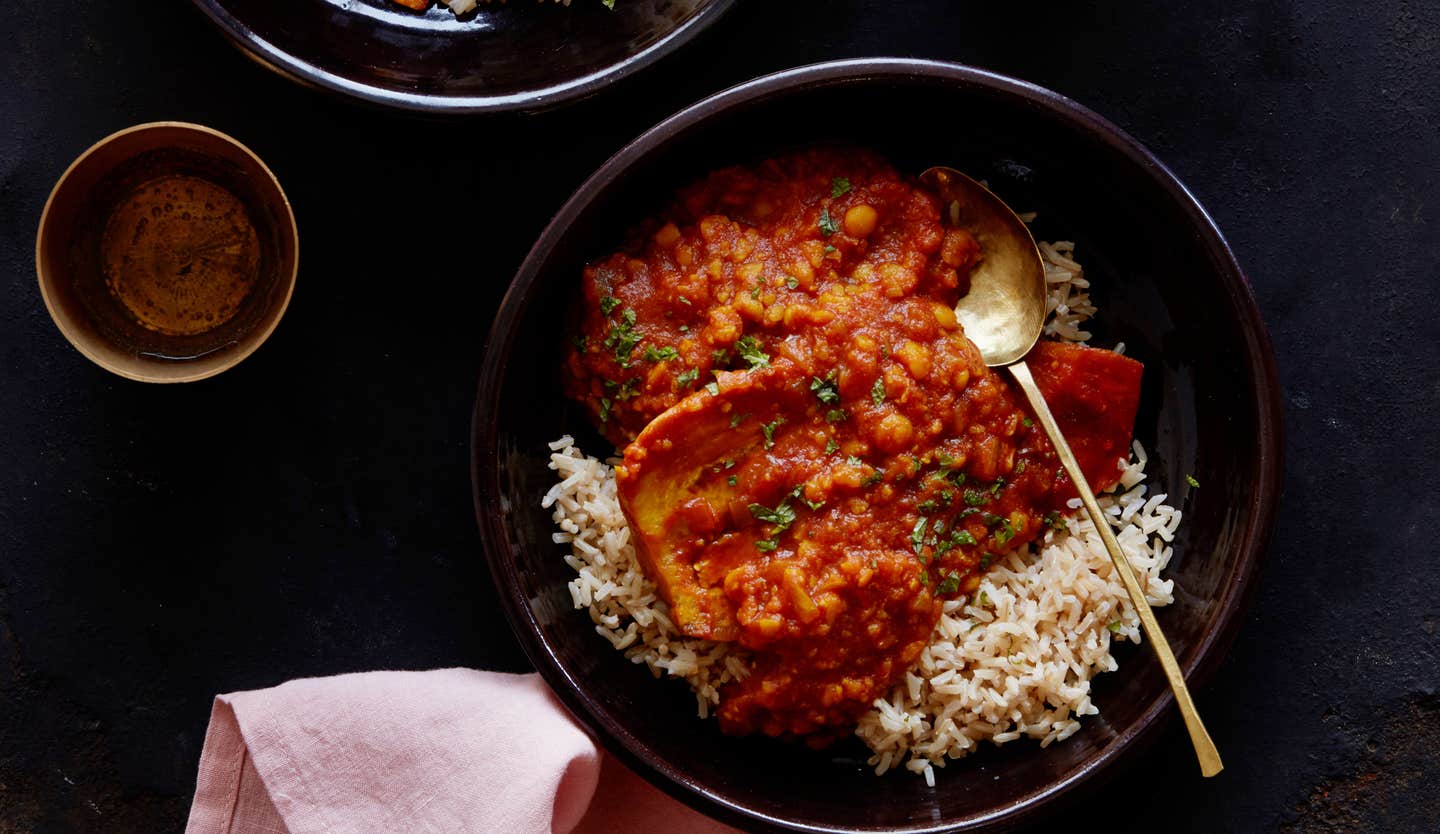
left=71, top=149, right=282, bottom=361
left=101, top=175, right=261, bottom=337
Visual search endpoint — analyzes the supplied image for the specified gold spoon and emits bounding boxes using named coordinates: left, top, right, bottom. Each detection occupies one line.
left=921, top=166, right=1224, bottom=778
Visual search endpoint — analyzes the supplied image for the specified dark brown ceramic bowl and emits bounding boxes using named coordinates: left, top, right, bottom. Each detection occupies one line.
left=190, top=0, right=735, bottom=114
left=473, top=59, right=1283, bottom=832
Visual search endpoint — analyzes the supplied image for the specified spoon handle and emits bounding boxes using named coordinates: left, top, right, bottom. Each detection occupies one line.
left=1008, top=360, right=1224, bottom=778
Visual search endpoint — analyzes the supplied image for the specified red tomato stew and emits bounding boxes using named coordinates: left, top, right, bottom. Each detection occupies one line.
left=561, top=148, right=1142, bottom=741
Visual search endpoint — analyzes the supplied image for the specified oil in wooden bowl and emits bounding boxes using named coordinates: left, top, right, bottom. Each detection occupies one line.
left=70, top=147, right=282, bottom=361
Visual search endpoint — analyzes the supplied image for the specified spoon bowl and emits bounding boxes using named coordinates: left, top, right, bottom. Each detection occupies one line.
left=920, top=167, right=1048, bottom=366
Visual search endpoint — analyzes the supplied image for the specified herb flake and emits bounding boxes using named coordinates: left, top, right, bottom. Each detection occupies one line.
left=819, top=207, right=840, bottom=237
left=761, top=416, right=785, bottom=449
left=735, top=336, right=770, bottom=370
left=911, top=517, right=929, bottom=555
left=810, top=375, right=840, bottom=404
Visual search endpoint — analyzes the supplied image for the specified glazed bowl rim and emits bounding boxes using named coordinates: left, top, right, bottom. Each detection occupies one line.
left=189, top=0, right=738, bottom=115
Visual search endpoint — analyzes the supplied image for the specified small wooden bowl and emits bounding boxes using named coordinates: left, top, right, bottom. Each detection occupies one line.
left=36, top=122, right=297, bottom=383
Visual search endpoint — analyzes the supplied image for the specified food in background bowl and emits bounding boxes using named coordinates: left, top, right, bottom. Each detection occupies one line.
left=542, top=147, right=1182, bottom=781
left=390, top=0, right=613, bottom=14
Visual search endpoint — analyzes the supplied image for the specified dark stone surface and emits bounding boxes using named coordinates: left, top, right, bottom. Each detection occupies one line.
left=0, top=0, right=1435, bottom=831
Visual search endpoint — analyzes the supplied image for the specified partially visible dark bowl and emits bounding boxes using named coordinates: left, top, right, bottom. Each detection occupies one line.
left=473, top=59, right=1283, bottom=832
left=190, top=0, right=735, bottom=114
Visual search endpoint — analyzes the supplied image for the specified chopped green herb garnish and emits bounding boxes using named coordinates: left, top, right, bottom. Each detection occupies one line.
left=749, top=500, right=797, bottom=530
left=863, top=469, right=884, bottom=487
left=644, top=345, right=678, bottom=362
left=748, top=487, right=810, bottom=553
left=614, top=378, right=640, bottom=401
left=676, top=367, right=699, bottom=387
left=989, top=477, right=1006, bottom=496
left=824, top=244, right=837, bottom=255
left=729, top=412, right=751, bottom=429
left=735, top=335, right=770, bottom=370
left=727, top=475, right=738, bottom=486
left=951, top=529, right=977, bottom=546
left=978, top=552, right=995, bottom=570
left=723, top=459, right=736, bottom=469
left=785, top=275, right=800, bottom=290
left=600, top=296, right=621, bottom=315
left=810, top=375, right=840, bottom=404
left=819, top=207, right=839, bottom=236
left=1043, top=510, right=1066, bottom=531
left=1014, top=460, right=1027, bottom=475
left=917, top=500, right=938, bottom=513
left=598, top=397, right=612, bottom=422
left=602, top=308, right=642, bottom=367
left=712, top=348, right=730, bottom=365
left=750, top=283, right=762, bottom=300
left=1107, top=620, right=1123, bottom=633
left=1022, top=417, right=1034, bottom=428
left=761, top=416, right=785, bottom=449
left=911, top=517, right=929, bottom=555
left=831, top=177, right=851, bottom=198
left=940, top=490, right=954, bottom=503
left=936, top=572, right=962, bottom=595
left=678, top=324, right=689, bottom=333
left=824, top=438, right=840, bottom=455
left=963, top=488, right=990, bottom=507
left=678, top=295, right=691, bottom=306
left=870, top=377, right=886, bottom=405
left=1186, top=474, right=1201, bottom=488
left=572, top=334, right=589, bottom=352
left=847, top=455, right=864, bottom=467
left=704, top=381, right=720, bottom=396
left=825, top=408, right=849, bottom=423
left=937, top=452, right=956, bottom=468
left=919, top=571, right=930, bottom=586
left=802, top=496, right=825, bottom=511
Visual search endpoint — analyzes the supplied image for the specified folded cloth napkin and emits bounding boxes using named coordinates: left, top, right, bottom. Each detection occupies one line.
left=185, top=669, right=742, bottom=834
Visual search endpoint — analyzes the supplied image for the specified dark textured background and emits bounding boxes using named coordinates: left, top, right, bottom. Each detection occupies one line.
left=2, top=1, right=1437, bottom=831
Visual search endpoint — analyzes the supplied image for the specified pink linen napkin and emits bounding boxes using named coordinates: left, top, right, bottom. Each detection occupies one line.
left=185, top=669, right=742, bottom=834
